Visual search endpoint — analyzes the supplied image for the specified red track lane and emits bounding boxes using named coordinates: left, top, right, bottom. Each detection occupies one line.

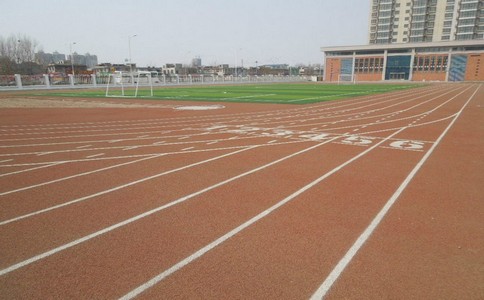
left=0, top=83, right=482, bottom=299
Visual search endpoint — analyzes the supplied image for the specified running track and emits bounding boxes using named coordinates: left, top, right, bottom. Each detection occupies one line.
left=0, top=83, right=482, bottom=299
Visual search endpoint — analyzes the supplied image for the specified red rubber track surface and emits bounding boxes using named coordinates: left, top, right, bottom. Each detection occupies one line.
left=0, top=83, right=482, bottom=299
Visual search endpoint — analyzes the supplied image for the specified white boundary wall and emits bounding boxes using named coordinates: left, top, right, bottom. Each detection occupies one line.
left=1, top=74, right=311, bottom=91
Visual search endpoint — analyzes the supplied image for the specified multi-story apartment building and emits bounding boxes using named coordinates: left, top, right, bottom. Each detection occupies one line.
left=369, top=0, right=484, bottom=44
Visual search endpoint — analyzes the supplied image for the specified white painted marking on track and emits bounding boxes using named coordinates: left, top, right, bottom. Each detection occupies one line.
left=309, top=84, right=481, bottom=300
left=37, top=152, right=53, bottom=156
left=123, top=146, right=139, bottom=151
left=0, top=154, right=166, bottom=196
left=120, top=125, right=411, bottom=299
left=0, top=159, right=13, bottom=163
left=0, top=147, right=256, bottom=227
left=182, top=147, right=194, bottom=151
left=0, top=162, right=65, bottom=178
left=76, top=145, right=92, bottom=149
left=86, top=153, right=105, bottom=159
left=0, top=138, right=346, bottom=276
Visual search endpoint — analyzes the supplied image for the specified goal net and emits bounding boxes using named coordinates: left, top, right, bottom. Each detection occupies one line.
left=337, top=74, right=357, bottom=84
left=105, top=71, right=154, bottom=97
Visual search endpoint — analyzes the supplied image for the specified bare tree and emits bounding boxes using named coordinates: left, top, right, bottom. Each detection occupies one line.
left=0, top=34, right=42, bottom=74
left=0, top=34, right=40, bottom=63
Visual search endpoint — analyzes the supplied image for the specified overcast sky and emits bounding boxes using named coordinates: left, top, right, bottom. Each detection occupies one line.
left=1, top=0, right=370, bottom=67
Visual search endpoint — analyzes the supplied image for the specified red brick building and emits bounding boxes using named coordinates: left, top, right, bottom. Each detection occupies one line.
left=321, top=40, right=484, bottom=82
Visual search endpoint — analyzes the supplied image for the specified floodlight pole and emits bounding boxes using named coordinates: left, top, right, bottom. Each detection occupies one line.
left=128, top=34, right=137, bottom=73
left=234, top=48, right=242, bottom=79
left=70, top=42, right=77, bottom=82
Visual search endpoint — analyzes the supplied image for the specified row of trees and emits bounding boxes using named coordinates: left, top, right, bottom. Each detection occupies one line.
left=0, top=34, right=42, bottom=75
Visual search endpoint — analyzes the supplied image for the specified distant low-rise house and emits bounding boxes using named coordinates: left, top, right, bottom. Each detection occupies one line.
left=92, top=63, right=134, bottom=75
left=47, top=62, right=87, bottom=74
left=162, top=64, right=182, bottom=75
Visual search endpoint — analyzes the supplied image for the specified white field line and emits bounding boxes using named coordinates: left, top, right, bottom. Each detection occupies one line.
left=0, top=139, right=305, bottom=168
left=0, top=86, right=435, bottom=132
left=0, top=138, right=339, bottom=276
left=288, top=91, right=371, bottom=103
left=243, top=86, right=451, bottom=130
left=356, top=84, right=475, bottom=136
left=0, top=130, right=236, bottom=149
left=119, top=125, right=411, bottom=300
left=0, top=162, right=66, bottom=178
left=0, top=87, right=437, bottom=141
left=310, top=83, right=481, bottom=300
left=314, top=84, right=471, bottom=135
left=0, top=146, right=256, bottom=227
left=280, top=85, right=461, bottom=131
left=86, top=153, right=105, bottom=159
left=221, top=94, right=277, bottom=100
left=0, top=154, right=166, bottom=196
left=0, top=134, right=258, bottom=158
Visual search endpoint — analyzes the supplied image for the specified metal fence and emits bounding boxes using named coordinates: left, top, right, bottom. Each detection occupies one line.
left=0, top=73, right=311, bottom=90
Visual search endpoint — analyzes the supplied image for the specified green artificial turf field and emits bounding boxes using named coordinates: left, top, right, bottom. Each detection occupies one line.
left=39, top=83, right=420, bottom=105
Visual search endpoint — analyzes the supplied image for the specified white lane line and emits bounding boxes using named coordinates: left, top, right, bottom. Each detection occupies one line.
left=0, top=154, right=166, bottom=196
left=0, top=159, right=13, bottom=163
left=0, top=139, right=304, bottom=168
left=123, top=146, right=139, bottom=151
left=0, top=162, right=66, bottom=178
left=309, top=84, right=480, bottom=300
left=36, top=152, right=53, bottom=156
left=76, top=145, right=92, bottom=149
left=182, top=147, right=195, bottom=151
left=0, top=147, right=256, bottom=227
left=0, top=139, right=336, bottom=276
left=86, top=153, right=105, bottom=159
left=119, top=126, right=410, bottom=300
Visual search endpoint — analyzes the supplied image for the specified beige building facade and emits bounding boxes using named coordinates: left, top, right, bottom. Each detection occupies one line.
left=369, top=0, right=484, bottom=44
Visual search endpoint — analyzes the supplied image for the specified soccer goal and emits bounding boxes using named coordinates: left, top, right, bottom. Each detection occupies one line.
left=105, top=71, right=154, bottom=97
left=337, top=74, right=357, bottom=84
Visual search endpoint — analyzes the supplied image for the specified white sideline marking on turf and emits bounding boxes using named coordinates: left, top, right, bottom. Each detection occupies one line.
left=119, top=126, right=410, bottom=300
left=0, top=138, right=339, bottom=276
left=0, top=147, right=255, bottom=227
left=0, top=154, right=165, bottom=196
left=309, top=84, right=480, bottom=300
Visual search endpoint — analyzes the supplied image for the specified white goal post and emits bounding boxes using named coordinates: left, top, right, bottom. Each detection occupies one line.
left=105, top=71, right=154, bottom=97
left=337, top=74, right=357, bottom=84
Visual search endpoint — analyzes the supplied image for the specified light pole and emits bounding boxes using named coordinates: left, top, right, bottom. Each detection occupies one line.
left=128, top=34, right=137, bottom=73
left=234, top=48, right=242, bottom=78
left=70, top=42, right=77, bottom=82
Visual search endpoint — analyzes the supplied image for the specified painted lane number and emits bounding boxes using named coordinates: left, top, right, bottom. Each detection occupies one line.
left=390, top=140, right=424, bottom=150
left=341, top=135, right=374, bottom=146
